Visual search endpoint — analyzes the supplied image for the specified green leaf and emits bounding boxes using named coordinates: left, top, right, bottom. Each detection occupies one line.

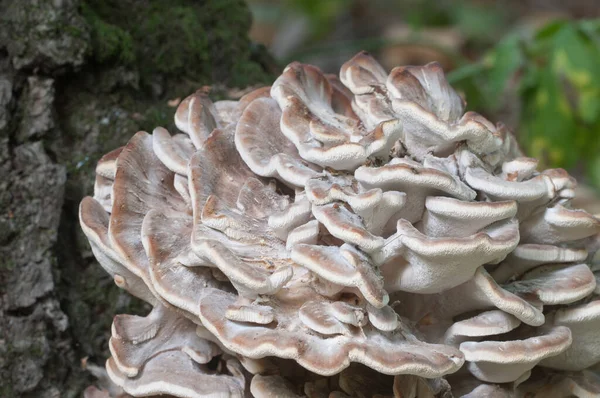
left=485, top=35, right=523, bottom=107
left=521, top=67, right=578, bottom=168
left=534, top=19, right=568, bottom=40
left=552, top=24, right=600, bottom=123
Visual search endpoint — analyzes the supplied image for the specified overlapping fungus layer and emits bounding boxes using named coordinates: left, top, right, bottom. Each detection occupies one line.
left=81, top=52, right=600, bottom=398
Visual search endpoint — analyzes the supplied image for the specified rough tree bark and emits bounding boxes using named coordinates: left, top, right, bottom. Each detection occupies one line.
left=0, top=0, right=276, bottom=396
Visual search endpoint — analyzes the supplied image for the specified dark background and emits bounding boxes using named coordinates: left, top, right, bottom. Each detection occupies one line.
left=0, top=0, right=598, bottom=396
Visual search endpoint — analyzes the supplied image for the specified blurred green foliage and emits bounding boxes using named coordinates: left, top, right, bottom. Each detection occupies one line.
left=449, top=19, right=600, bottom=188
left=397, top=0, right=510, bottom=50
left=288, top=0, right=352, bottom=38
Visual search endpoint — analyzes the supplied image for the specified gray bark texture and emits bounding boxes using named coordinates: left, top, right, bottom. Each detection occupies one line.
left=0, top=0, right=275, bottom=396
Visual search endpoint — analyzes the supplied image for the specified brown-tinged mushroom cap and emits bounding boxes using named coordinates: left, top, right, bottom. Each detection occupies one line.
left=94, top=174, right=115, bottom=213
left=141, top=209, right=226, bottom=317
left=271, top=62, right=363, bottom=169
left=213, top=100, right=239, bottom=127
left=235, top=97, right=322, bottom=187
left=340, top=51, right=388, bottom=96
left=387, top=62, right=465, bottom=122
left=109, top=131, right=189, bottom=295
left=460, top=326, right=572, bottom=383
left=186, top=129, right=294, bottom=296
left=540, top=300, right=600, bottom=371
left=152, top=127, right=195, bottom=176
left=448, top=268, right=545, bottom=326
left=79, top=196, right=157, bottom=304
left=198, top=288, right=464, bottom=377
left=325, top=73, right=360, bottom=119
left=395, top=95, right=498, bottom=154
left=272, top=62, right=402, bottom=170
left=513, top=168, right=577, bottom=221
left=188, top=128, right=256, bottom=212
left=93, top=147, right=122, bottom=213
left=107, top=351, right=246, bottom=398
left=96, top=146, right=123, bottom=180
left=340, top=52, right=395, bottom=130
left=174, top=91, right=219, bottom=148
left=193, top=236, right=293, bottom=296
left=109, top=304, right=220, bottom=377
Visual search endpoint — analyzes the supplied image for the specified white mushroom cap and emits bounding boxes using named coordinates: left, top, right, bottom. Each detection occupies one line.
left=443, top=310, right=521, bottom=346
left=492, top=244, right=588, bottom=283
left=380, top=219, right=519, bottom=294
left=460, top=326, right=572, bottom=383
left=540, top=300, right=600, bottom=371
left=419, top=196, right=517, bottom=238
left=520, top=205, right=600, bottom=245
left=107, top=351, right=245, bottom=398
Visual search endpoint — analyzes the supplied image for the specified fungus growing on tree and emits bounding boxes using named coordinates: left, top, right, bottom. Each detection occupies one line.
left=80, top=52, right=600, bottom=397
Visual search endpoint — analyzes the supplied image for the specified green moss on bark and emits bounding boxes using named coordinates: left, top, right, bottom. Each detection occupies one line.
left=81, top=0, right=272, bottom=87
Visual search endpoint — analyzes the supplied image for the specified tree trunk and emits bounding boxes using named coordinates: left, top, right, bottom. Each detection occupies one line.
left=0, top=1, right=276, bottom=396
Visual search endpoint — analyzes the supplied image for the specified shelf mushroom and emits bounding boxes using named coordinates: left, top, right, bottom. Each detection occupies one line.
left=80, top=51, right=600, bottom=397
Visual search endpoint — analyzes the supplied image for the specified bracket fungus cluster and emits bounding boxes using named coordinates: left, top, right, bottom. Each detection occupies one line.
left=80, top=52, right=600, bottom=397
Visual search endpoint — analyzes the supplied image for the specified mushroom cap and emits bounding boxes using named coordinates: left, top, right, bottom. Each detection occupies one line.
left=198, top=288, right=464, bottom=377
left=80, top=51, right=600, bottom=397
left=540, top=300, right=600, bottom=371
left=106, top=351, right=245, bottom=398
left=460, top=326, right=572, bottom=383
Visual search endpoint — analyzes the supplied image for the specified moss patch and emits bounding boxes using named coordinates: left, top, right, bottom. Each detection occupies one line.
left=81, top=0, right=273, bottom=88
